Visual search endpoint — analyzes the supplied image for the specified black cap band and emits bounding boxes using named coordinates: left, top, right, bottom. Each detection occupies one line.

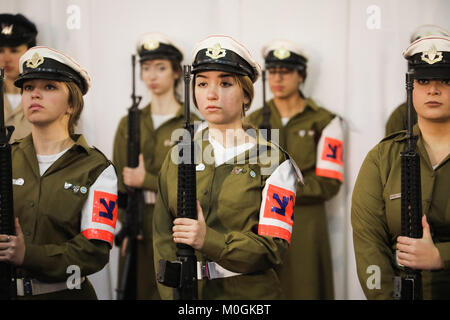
left=0, top=14, right=37, bottom=47
left=408, top=52, right=450, bottom=79
left=265, top=50, right=307, bottom=71
left=138, top=42, right=182, bottom=63
left=192, top=48, right=257, bottom=82
left=15, top=57, right=86, bottom=94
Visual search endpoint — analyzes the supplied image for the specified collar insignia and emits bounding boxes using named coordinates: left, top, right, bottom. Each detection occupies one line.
left=206, top=43, right=226, bottom=60
left=26, top=52, right=45, bottom=69
left=273, top=47, right=291, bottom=60
left=1, top=24, right=13, bottom=35
left=143, top=39, right=160, bottom=51
left=421, top=45, right=443, bottom=65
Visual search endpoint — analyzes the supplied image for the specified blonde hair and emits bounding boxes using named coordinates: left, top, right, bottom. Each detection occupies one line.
left=66, top=81, right=84, bottom=136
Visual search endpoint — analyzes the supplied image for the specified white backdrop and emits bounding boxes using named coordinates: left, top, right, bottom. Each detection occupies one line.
left=1, top=0, right=449, bottom=300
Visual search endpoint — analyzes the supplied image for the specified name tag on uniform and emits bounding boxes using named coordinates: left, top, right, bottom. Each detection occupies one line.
left=390, top=193, right=401, bottom=200
left=12, top=178, right=24, bottom=186
left=143, top=190, right=156, bottom=204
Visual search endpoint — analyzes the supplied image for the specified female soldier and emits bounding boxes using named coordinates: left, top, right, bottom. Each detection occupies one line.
left=385, top=24, right=449, bottom=136
left=0, top=13, right=37, bottom=141
left=153, top=35, right=302, bottom=300
left=113, top=32, right=199, bottom=299
left=0, top=46, right=118, bottom=299
left=245, top=39, right=343, bottom=299
left=352, top=35, right=450, bottom=299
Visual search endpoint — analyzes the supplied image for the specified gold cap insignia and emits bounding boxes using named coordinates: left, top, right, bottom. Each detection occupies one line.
left=1, top=24, right=13, bottom=35
left=273, top=47, right=291, bottom=60
left=421, top=45, right=443, bottom=65
left=26, top=52, right=45, bottom=69
left=206, top=43, right=226, bottom=60
left=143, top=39, right=160, bottom=51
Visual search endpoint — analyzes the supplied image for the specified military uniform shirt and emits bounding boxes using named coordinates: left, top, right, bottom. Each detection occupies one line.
left=352, top=125, right=450, bottom=299
left=153, top=127, right=298, bottom=300
left=245, top=98, right=341, bottom=299
left=12, top=134, right=117, bottom=299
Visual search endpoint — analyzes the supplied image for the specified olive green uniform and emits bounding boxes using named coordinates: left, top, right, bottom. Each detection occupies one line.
left=12, top=134, right=113, bottom=299
left=3, top=91, right=32, bottom=142
left=113, top=103, right=199, bottom=299
left=352, top=125, right=450, bottom=299
left=245, top=98, right=341, bottom=299
left=385, top=102, right=412, bottom=136
left=153, top=127, right=291, bottom=299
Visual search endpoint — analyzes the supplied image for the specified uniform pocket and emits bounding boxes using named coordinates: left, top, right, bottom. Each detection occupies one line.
left=217, top=164, right=262, bottom=230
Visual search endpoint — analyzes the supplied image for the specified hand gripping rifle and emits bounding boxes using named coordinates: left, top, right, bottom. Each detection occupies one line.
left=157, top=65, right=198, bottom=300
left=0, top=68, right=17, bottom=300
left=393, top=72, right=423, bottom=300
left=115, top=55, right=144, bottom=300
left=259, top=69, right=272, bottom=141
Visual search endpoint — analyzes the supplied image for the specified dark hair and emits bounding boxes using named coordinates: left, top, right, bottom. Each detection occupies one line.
left=140, top=57, right=183, bottom=102
left=297, top=68, right=307, bottom=99
left=169, top=57, right=182, bottom=102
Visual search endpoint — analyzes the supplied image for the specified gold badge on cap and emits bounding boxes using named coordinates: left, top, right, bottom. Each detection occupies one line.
left=421, top=45, right=443, bottom=65
left=1, top=24, right=13, bottom=35
left=274, top=47, right=291, bottom=60
left=26, top=52, right=45, bottom=69
left=206, top=43, right=226, bottom=60
left=143, top=39, right=160, bottom=51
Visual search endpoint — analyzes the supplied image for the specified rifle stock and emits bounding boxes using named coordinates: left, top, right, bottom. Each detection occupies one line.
left=0, top=68, right=17, bottom=300
left=157, top=65, right=198, bottom=300
left=393, top=72, right=423, bottom=300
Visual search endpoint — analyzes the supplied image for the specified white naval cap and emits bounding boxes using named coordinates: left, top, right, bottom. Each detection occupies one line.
left=403, top=35, right=450, bottom=79
left=15, top=46, right=91, bottom=95
left=136, top=32, right=183, bottom=63
left=262, top=39, right=308, bottom=71
left=410, top=24, right=450, bottom=43
left=191, top=35, right=261, bottom=83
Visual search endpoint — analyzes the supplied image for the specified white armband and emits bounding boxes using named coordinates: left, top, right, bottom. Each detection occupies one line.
left=258, top=159, right=301, bottom=244
left=315, top=116, right=344, bottom=182
left=80, top=164, right=118, bottom=246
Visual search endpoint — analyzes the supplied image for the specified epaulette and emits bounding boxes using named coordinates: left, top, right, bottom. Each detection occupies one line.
left=380, top=129, right=408, bottom=143
left=91, top=146, right=117, bottom=172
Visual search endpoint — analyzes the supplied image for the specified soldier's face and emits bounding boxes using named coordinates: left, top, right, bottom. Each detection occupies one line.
left=141, top=59, right=178, bottom=95
left=21, top=79, right=71, bottom=129
left=194, top=71, right=249, bottom=129
left=413, top=79, right=450, bottom=122
left=267, top=67, right=303, bottom=99
left=0, top=44, right=28, bottom=80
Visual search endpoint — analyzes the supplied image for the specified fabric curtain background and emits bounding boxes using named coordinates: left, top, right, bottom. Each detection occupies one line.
left=1, top=0, right=448, bottom=300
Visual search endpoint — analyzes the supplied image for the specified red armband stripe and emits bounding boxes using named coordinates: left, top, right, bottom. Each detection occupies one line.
left=82, top=228, right=114, bottom=246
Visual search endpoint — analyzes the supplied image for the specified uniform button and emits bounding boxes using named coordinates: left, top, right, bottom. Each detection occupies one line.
left=28, top=201, right=35, bottom=207
left=203, top=190, right=208, bottom=195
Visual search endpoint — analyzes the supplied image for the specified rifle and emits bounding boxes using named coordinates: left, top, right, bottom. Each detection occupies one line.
left=115, top=55, right=144, bottom=300
left=259, top=69, right=271, bottom=141
left=393, top=72, right=423, bottom=300
left=157, top=65, right=198, bottom=300
left=0, top=68, right=17, bottom=300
